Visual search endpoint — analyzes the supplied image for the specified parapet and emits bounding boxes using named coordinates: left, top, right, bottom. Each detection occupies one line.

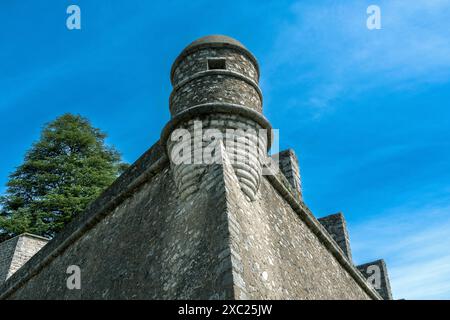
left=357, top=259, right=393, bottom=300
left=318, top=212, right=353, bottom=261
left=274, top=149, right=303, bottom=202
left=0, top=233, right=48, bottom=284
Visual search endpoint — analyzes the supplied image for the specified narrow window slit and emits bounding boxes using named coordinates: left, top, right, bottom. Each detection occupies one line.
left=207, top=58, right=226, bottom=70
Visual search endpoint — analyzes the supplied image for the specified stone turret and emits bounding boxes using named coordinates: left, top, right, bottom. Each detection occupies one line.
left=161, top=35, right=272, bottom=201
left=0, top=234, right=48, bottom=284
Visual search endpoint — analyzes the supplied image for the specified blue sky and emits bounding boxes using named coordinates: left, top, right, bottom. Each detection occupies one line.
left=1, top=0, right=449, bottom=299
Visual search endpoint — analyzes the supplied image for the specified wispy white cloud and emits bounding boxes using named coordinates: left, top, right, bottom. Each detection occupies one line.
left=350, top=200, right=450, bottom=299
left=265, top=0, right=450, bottom=112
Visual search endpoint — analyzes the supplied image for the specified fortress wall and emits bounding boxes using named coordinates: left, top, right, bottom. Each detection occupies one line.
left=170, top=46, right=262, bottom=116
left=0, top=142, right=380, bottom=299
left=5, top=162, right=236, bottom=299
left=0, top=237, right=19, bottom=283
left=221, top=158, right=374, bottom=299
left=276, top=149, right=302, bottom=202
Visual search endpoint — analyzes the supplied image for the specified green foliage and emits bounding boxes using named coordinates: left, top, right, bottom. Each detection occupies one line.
left=0, top=114, right=128, bottom=240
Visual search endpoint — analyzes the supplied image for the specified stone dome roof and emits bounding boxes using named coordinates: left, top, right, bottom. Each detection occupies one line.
left=184, top=35, right=247, bottom=51
left=170, top=35, right=259, bottom=84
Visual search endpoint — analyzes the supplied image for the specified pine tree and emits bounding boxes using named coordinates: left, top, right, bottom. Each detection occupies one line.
left=0, top=113, right=128, bottom=239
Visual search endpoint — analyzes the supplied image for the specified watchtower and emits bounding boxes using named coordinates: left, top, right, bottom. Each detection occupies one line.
left=162, top=35, right=272, bottom=201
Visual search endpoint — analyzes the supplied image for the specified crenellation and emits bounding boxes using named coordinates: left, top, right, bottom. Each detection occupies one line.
left=0, top=234, right=48, bottom=283
left=357, top=259, right=393, bottom=300
left=275, top=149, right=302, bottom=202
left=170, top=74, right=262, bottom=115
left=318, top=212, right=353, bottom=262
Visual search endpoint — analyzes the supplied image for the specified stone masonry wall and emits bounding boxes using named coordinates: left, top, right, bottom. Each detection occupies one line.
left=222, top=160, right=371, bottom=299
left=172, top=48, right=258, bottom=85
left=8, top=235, right=48, bottom=280
left=1, top=142, right=377, bottom=299
left=170, top=75, right=261, bottom=115
left=277, top=149, right=302, bottom=202
left=167, top=113, right=267, bottom=201
left=318, top=213, right=353, bottom=262
left=0, top=237, right=19, bottom=283
left=170, top=47, right=261, bottom=116
left=0, top=234, right=47, bottom=283
left=357, top=259, right=393, bottom=300
left=5, top=162, right=237, bottom=299
left=0, top=36, right=384, bottom=300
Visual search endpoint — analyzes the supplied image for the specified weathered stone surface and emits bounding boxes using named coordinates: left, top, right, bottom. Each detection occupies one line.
left=318, top=213, right=353, bottom=261
left=0, top=141, right=380, bottom=299
left=170, top=73, right=261, bottom=115
left=166, top=35, right=268, bottom=203
left=357, top=259, right=393, bottom=300
left=172, top=46, right=259, bottom=85
left=223, top=165, right=371, bottom=299
left=0, top=238, right=18, bottom=283
left=0, top=234, right=48, bottom=283
left=0, top=35, right=389, bottom=300
left=167, top=113, right=267, bottom=201
left=275, top=149, right=302, bottom=202
left=3, top=162, right=235, bottom=299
